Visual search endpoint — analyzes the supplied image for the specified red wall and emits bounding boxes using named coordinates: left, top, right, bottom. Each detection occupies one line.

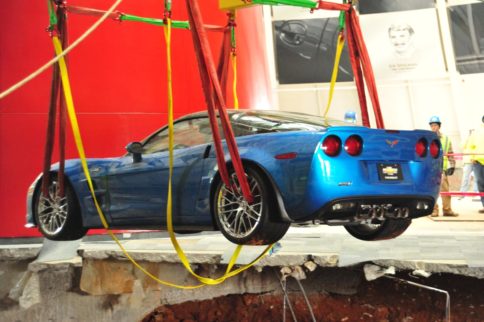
left=0, top=1, right=272, bottom=237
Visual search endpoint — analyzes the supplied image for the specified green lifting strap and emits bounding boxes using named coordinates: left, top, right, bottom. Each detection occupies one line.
left=120, top=14, right=190, bottom=29
left=230, top=22, right=236, bottom=49
left=165, top=0, right=172, bottom=13
left=338, top=0, right=347, bottom=30
left=251, top=0, right=318, bottom=9
left=47, top=0, right=58, bottom=28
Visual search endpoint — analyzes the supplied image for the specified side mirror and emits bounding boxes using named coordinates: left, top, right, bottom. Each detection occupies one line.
left=126, top=142, right=143, bottom=163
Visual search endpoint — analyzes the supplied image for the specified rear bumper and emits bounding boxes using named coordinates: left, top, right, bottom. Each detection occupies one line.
left=309, top=195, right=435, bottom=224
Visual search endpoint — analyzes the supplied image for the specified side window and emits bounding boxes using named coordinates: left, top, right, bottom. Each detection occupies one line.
left=231, top=114, right=278, bottom=137
left=142, top=128, right=169, bottom=154
left=173, top=118, right=212, bottom=148
left=143, top=118, right=213, bottom=154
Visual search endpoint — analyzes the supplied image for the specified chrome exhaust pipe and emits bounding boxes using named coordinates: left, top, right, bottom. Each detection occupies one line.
left=377, top=206, right=385, bottom=220
left=402, top=207, right=410, bottom=218
left=370, top=206, right=378, bottom=219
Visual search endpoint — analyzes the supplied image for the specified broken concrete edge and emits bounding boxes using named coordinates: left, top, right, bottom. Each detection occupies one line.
left=28, top=256, right=83, bottom=272
left=373, top=259, right=484, bottom=279
left=0, top=245, right=41, bottom=261
left=78, top=249, right=223, bottom=264
left=3, top=250, right=484, bottom=322
left=77, top=249, right=340, bottom=267
left=256, top=253, right=339, bottom=268
left=2, top=244, right=484, bottom=279
left=0, top=261, right=360, bottom=322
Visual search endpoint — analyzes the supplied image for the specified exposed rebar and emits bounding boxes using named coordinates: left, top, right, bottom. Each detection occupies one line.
left=295, top=278, right=316, bottom=322
left=385, top=276, right=450, bottom=322
left=275, top=269, right=297, bottom=322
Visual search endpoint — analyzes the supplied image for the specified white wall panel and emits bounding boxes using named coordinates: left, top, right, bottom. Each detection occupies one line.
left=264, top=0, right=483, bottom=154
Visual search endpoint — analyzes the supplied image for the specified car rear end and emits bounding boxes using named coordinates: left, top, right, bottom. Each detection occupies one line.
left=300, top=126, right=442, bottom=223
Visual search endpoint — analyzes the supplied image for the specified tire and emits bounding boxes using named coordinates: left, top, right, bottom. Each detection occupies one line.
left=344, top=218, right=411, bottom=241
left=33, top=173, right=87, bottom=241
left=212, top=166, right=290, bottom=245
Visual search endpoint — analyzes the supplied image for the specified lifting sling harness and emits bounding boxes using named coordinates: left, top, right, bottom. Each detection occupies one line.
left=37, top=0, right=388, bottom=288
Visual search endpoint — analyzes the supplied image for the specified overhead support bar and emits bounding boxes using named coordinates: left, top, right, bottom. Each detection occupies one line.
left=64, top=5, right=191, bottom=29
left=120, top=14, right=190, bottom=29
left=220, top=0, right=320, bottom=10
left=251, top=0, right=318, bottom=8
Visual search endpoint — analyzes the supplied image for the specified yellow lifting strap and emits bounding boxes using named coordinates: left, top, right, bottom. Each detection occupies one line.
left=231, top=52, right=239, bottom=109
left=53, top=34, right=267, bottom=288
left=52, top=20, right=273, bottom=289
left=323, top=32, right=345, bottom=118
left=219, top=0, right=255, bottom=10
left=163, top=18, right=273, bottom=285
left=53, top=35, right=205, bottom=289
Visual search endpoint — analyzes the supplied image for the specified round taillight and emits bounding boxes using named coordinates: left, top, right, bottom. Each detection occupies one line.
left=415, top=138, right=428, bottom=157
left=344, top=135, right=363, bottom=156
left=322, top=135, right=341, bottom=157
left=430, top=139, right=440, bottom=158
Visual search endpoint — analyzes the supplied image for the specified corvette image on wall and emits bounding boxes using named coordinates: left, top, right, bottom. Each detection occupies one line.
left=27, top=110, right=442, bottom=245
left=273, top=18, right=353, bottom=84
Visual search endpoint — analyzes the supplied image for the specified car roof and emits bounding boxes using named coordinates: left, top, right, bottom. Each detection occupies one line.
left=178, top=109, right=353, bottom=128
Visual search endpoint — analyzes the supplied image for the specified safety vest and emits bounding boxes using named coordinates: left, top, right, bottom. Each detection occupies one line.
left=462, top=135, right=473, bottom=164
left=469, top=124, right=484, bottom=165
left=441, top=135, right=450, bottom=170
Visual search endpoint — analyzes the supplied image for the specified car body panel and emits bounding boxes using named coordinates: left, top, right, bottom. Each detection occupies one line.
left=27, top=109, right=442, bottom=234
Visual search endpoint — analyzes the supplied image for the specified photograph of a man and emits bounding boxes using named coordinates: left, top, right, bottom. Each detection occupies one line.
left=388, top=24, right=416, bottom=57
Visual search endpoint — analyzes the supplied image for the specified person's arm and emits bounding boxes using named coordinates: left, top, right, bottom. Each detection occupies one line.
left=445, top=139, right=456, bottom=175
left=448, top=140, right=456, bottom=168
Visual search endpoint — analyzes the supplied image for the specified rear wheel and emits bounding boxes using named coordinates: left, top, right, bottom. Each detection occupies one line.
left=213, top=167, right=290, bottom=245
left=344, top=218, right=411, bottom=241
left=34, top=173, right=87, bottom=241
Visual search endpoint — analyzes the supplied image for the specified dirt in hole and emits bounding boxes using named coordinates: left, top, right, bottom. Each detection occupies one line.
left=142, top=273, right=484, bottom=322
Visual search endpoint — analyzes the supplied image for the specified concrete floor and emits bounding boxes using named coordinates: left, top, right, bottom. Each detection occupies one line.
left=81, top=196, right=484, bottom=270
left=1, top=197, right=483, bottom=322
left=3, top=196, right=483, bottom=272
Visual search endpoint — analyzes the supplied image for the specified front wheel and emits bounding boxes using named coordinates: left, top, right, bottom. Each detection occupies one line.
left=33, top=173, right=87, bottom=241
left=213, top=167, right=290, bottom=245
left=344, top=218, right=411, bottom=241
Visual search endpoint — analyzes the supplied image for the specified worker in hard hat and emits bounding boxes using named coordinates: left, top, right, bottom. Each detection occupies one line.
left=459, top=128, right=478, bottom=199
left=344, top=111, right=357, bottom=124
left=468, top=115, right=484, bottom=214
left=429, top=116, right=459, bottom=217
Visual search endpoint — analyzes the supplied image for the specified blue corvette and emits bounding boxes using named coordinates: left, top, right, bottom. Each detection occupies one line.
left=27, top=109, right=442, bottom=245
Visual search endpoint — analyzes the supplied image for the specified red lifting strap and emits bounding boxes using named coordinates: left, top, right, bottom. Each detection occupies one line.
left=186, top=0, right=253, bottom=203
left=316, top=1, right=385, bottom=129
left=348, top=9, right=384, bottom=128
left=42, top=5, right=68, bottom=198
left=345, top=10, right=370, bottom=127
left=317, top=1, right=351, bottom=11
left=217, top=27, right=232, bottom=99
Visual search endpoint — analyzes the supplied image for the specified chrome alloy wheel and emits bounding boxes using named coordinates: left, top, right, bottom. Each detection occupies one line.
left=37, top=179, right=68, bottom=236
left=216, top=173, right=263, bottom=239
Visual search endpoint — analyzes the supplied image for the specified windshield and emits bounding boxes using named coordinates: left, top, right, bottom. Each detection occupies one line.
left=230, top=110, right=354, bottom=135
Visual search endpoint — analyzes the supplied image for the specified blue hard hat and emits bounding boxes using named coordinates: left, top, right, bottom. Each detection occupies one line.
left=429, top=115, right=441, bottom=125
left=344, top=111, right=357, bottom=123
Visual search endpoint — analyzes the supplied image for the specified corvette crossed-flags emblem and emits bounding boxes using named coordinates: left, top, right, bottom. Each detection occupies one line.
left=386, top=139, right=399, bottom=148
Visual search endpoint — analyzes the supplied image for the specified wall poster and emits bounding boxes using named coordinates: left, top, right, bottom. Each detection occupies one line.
left=359, top=9, right=446, bottom=80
